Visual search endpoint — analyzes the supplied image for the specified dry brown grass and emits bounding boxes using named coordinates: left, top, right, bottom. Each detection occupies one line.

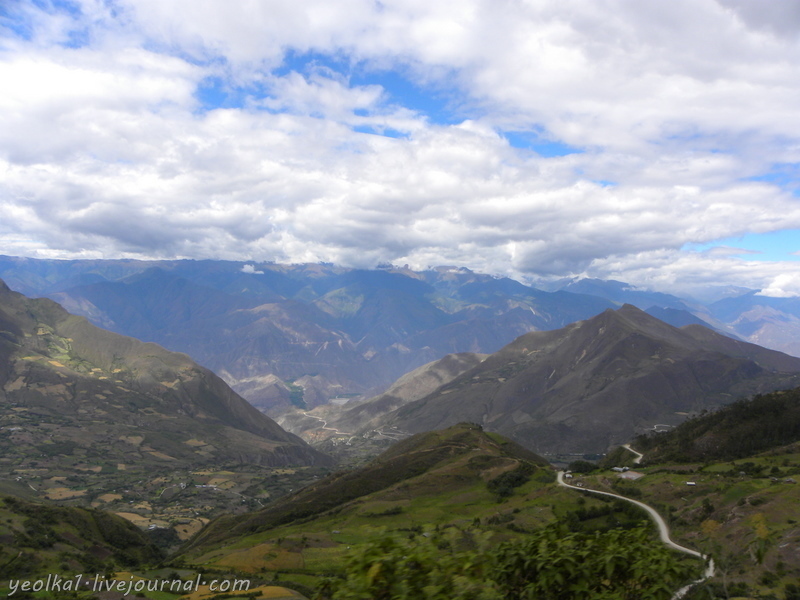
left=146, top=450, right=177, bottom=461
left=207, top=477, right=234, bottom=489
left=114, top=512, right=169, bottom=529
left=44, top=487, right=86, bottom=500
left=120, top=435, right=144, bottom=445
left=176, top=518, right=207, bottom=541
left=97, top=493, right=123, bottom=503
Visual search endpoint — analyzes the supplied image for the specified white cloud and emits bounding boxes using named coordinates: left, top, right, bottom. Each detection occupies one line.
left=241, top=264, right=264, bottom=274
left=1, top=0, right=800, bottom=297
left=757, top=273, right=800, bottom=298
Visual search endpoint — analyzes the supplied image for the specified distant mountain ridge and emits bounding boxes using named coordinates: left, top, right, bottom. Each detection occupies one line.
left=3, top=255, right=799, bottom=417
left=376, top=305, right=800, bottom=454
left=705, top=291, right=800, bottom=357
left=0, top=256, right=617, bottom=411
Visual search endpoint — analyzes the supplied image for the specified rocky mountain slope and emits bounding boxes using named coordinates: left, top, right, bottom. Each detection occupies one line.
left=557, top=277, right=800, bottom=358
left=277, top=352, right=486, bottom=444
left=378, top=305, right=800, bottom=454
left=0, top=279, right=330, bottom=470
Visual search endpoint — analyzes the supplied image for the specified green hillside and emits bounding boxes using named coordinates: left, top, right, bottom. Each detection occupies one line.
left=174, top=424, right=705, bottom=598
left=0, top=495, right=162, bottom=580
left=576, top=448, right=800, bottom=599
left=591, top=390, right=800, bottom=598
left=174, top=415, right=800, bottom=598
left=633, top=387, right=800, bottom=464
left=180, top=424, right=551, bottom=555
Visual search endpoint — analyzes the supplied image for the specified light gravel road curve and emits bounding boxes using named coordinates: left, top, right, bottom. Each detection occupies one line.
left=557, top=471, right=715, bottom=599
left=622, top=443, right=644, bottom=464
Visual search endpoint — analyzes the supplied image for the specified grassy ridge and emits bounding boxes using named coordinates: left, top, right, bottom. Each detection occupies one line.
left=182, top=424, right=547, bottom=554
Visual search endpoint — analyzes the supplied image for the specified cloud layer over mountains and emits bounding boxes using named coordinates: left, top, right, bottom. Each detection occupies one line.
left=2, top=0, right=800, bottom=296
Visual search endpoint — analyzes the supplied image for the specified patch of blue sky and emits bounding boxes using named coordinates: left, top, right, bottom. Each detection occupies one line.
left=277, top=49, right=351, bottom=78
left=0, top=0, right=43, bottom=40
left=502, top=130, right=583, bottom=157
left=743, top=163, right=800, bottom=196
left=50, top=0, right=89, bottom=48
left=352, top=69, right=463, bottom=125
left=352, top=124, right=409, bottom=139
left=278, top=49, right=463, bottom=126
left=64, top=24, right=90, bottom=48
left=194, top=76, right=255, bottom=112
left=1, top=0, right=88, bottom=46
left=684, top=229, right=800, bottom=261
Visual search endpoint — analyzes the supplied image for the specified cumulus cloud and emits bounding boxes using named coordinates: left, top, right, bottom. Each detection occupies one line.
left=241, top=264, right=264, bottom=274
left=756, top=274, right=800, bottom=298
left=1, top=0, right=800, bottom=296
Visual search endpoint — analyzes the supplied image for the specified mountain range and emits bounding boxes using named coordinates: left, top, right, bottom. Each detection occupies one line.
left=0, top=257, right=648, bottom=411
left=4, top=257, right=798, bottom=422
left=3, top=256, right=800, bottom=457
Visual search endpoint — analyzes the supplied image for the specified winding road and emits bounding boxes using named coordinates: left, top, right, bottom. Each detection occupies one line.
left=301, top=411, right=353, bottom=436
left=557, top=471, right=715, bottom=599
left=622, top=443, right=644, bottom=464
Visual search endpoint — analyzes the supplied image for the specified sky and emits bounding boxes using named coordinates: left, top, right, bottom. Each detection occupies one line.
left=2, top=1, right=800, bottom=298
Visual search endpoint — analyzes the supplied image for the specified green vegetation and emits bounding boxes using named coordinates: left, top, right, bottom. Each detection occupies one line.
left=635, top=387, right=800, bottom=463
left=567, top=459, right=598, bottom=474
left=0, top=495, right=163, bottom=579
left=486, top=462, right=535, bottom=499
left=577, top=442, right=800, bottom=597
left=176, top=424, right=696, bottom=598
left=183, top=425, right=550, bottom=553
left=315, top=523, right=698, bottom=600
left=285, top=380, right=308, bottom=409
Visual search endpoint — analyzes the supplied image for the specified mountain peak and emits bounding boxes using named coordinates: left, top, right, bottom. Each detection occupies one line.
left=619, top=302, right=644, bottom=312
left=382, top=305, right=800, bottom=454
